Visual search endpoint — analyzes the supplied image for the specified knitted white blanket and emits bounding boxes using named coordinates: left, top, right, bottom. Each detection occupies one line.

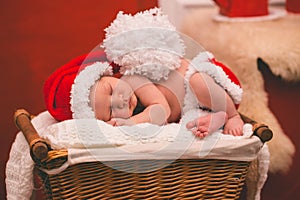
left=6, top=111, right=269, bottom=200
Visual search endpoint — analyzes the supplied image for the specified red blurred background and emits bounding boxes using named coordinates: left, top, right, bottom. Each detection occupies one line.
left=0, top=1, right=157, bottom=198
left=1, top=1, right=299, bottom=199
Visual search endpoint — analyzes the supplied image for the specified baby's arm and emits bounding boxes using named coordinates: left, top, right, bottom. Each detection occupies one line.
left=112, top=75, right=171, bottom=126
left=131, top=83, right=171, bottom=125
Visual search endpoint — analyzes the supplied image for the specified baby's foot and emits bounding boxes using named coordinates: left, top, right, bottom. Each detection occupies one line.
left=223, top=114, right=244, bottom=136
left=186, top=111, right=228, bottom=139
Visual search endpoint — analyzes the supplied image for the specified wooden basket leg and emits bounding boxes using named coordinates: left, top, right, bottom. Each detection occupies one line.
left=14, top=109, right=50, bottom=161
left=239, top=113, right=273, bottom=143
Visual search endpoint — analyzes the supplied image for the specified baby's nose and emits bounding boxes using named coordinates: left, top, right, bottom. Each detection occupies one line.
left=123, top=97, right=129, bottom=103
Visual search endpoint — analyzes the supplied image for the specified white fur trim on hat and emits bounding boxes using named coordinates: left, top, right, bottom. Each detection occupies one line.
left=189, top=52, right=243, bottom=104
left=102, top=8, right=185, bottom=81
left=70, top=62, right=112, bottom=119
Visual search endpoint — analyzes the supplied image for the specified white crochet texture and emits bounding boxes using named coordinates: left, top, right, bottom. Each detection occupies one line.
left=70, top=62, right=112, bottom=119
left=45, top=114, right=254, bottom=152
left=102, top=8, right=185, bottom=81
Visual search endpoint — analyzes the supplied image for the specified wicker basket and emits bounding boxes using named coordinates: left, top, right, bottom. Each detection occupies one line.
left=37, top=152, right=249, bottom=200
left=14, top=109, right=272, bottom=200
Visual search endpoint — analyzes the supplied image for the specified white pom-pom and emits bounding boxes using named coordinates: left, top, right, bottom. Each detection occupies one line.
left=102, top=8, right=185, bottom=81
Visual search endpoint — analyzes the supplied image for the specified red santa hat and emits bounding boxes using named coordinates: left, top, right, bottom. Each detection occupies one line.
left=189, top=51, right=243, bottom=107
left=43, top=51, right=114, bottom=121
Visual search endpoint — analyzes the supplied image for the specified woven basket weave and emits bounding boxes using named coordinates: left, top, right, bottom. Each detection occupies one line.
left=36, top=150, right=249, bottom=200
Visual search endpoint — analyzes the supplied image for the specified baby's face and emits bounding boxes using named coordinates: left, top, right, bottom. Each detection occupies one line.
left=90, top=76, right=137, bottom=121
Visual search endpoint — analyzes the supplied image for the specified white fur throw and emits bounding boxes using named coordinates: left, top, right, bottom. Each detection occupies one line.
left=181, top=6, right=297, bottom=174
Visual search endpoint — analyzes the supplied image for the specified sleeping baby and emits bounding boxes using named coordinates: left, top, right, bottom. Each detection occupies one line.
left=43, top=8, right=244, bottom=139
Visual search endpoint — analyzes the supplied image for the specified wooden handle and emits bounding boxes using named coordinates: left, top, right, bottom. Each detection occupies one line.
left=14, top=109, right=49, bottom=161
left=240, top=113, right=273, bottom=143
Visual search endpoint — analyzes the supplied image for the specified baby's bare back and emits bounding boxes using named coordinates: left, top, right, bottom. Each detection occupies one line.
left=155, top=60, right=189, bottom=122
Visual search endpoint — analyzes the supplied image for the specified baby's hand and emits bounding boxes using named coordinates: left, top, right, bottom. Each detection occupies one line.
left=107, top=118, right=135, bottom=126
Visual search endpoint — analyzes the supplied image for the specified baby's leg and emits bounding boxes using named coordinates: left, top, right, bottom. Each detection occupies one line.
left=186, top=111, right=227, bottom=138
left=188, top=72, right=244, bottom=136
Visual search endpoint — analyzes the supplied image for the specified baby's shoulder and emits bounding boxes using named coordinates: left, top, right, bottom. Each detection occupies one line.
left=174, top=58, right=189, bottom=76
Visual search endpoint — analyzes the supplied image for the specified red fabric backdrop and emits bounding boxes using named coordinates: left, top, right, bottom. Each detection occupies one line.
left=1, top=1, right=299, bottom=199
left=0, top=1, right=157, bottom=199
